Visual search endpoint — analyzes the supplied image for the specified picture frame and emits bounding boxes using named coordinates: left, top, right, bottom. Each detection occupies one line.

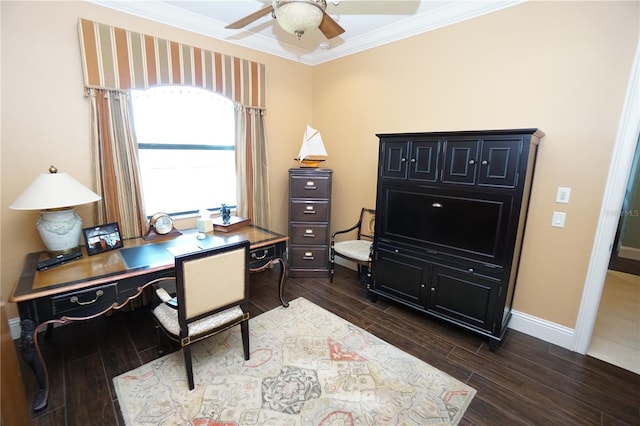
left=82, top=222, right=123, bottom=256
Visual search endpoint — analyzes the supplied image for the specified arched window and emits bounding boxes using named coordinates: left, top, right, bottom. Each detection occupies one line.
left=130, top=86, right=236, bottom=216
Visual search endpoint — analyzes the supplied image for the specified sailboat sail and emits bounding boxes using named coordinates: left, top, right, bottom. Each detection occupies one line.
left=297, top=125, right=328, bottom=161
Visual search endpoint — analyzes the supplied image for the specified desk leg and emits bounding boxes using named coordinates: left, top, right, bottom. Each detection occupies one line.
left=20, top=319, right=48, bottom=412
left=250, top=257, right=289, bottom=308
left=275, top=258, right=289, bottom=308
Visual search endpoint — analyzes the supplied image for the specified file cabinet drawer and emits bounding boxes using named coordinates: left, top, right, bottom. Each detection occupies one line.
left=290, top=200, right=330, bottom=222
left=289, top=224, right=328, bottom=245
left=289, top=246, right=329, bottom=269
left=290, top=175, right=331, bottom=199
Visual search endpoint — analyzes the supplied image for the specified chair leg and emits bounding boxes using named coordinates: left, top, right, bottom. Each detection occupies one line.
left=154, top=324, right=165, bottom=355
left=241, top=320, right=250, bottom=360
left=182, top=345, right=195, bottom=390
left=329, top=246, right=335, bottom=283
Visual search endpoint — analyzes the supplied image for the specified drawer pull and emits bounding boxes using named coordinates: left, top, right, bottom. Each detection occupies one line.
left=303, top=252, right=315, bottom=260
left=303, top=230, right=316, bottom=238
left=432, top=202, right=443, bottom=208
left=70, top=290, right=104, bottom=306
left=252, top=250, right=268, bottom=260
left=304, top=205, right=316, bottom=214
left=304, top=181, right=317, bottom=190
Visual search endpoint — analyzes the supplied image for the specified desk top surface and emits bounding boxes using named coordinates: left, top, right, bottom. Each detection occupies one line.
left=9, top=225, right=287, bottom=302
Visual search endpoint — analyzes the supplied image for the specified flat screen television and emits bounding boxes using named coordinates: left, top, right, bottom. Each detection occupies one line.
left=378, top=186, right=513, bottom=264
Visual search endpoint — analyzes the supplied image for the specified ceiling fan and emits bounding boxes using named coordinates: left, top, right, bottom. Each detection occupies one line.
left=225, top=0, right=345, bottom=40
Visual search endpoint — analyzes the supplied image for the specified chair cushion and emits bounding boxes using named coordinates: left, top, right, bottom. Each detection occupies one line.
left=153, top=303, right=244, bottom=338
left=334, top=240, right=372, bottom=262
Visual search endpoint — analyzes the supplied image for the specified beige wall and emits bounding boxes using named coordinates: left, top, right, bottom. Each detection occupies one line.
left=0, top=1, right=311, bottom=319
left=313, top=1, right=639, bottom=328
left=1, top=1, right=638, bottom=331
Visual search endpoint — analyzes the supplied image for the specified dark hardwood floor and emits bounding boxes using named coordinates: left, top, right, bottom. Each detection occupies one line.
left=18, top=265, right=640, bottom=425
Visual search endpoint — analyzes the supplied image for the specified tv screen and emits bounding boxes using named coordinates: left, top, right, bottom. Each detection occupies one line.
left=380, top=187, right=511, bottom=262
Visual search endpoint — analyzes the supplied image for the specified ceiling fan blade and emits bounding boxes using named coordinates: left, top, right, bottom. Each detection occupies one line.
left=318, top=13, right=345, bottom=39
left=225, top=5, right=273, bottom=29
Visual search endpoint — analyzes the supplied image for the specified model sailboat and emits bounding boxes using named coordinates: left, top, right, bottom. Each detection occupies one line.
left=295, top=125, right=328, bottom=168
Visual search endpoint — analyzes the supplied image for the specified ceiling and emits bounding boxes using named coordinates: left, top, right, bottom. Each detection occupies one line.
left=90, top=0, right=524, bottom=65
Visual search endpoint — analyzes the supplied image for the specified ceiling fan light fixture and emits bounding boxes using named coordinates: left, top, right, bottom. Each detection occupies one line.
left=273, top=0, right=326, bottom=39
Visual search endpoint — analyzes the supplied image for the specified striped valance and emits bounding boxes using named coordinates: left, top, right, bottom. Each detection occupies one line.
left=78, top=18, right=265, bottom=108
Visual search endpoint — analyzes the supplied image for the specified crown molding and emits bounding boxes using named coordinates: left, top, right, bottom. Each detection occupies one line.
left=88, top=1, right=524, bottom=66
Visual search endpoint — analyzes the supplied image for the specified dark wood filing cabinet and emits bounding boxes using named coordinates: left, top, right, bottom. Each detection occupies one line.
left=288, top=168, right=332, bottom=277
left=370, top=129, right=544, bottom=350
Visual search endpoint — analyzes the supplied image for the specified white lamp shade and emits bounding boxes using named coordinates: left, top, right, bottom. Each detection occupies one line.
left=10, top=172, right=101, bottom=210
left=275, top=1, right=324, bottom=36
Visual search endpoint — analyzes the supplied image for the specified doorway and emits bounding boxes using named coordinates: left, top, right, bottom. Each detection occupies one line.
left=587, top=137, right=640, bottom=374
left=609, top=138, right=640, bottom=276
left=573, top=42, right=639, bottom=358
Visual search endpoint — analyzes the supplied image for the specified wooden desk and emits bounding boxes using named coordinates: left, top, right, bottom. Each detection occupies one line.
left=9, top=225, right=288, bottom=412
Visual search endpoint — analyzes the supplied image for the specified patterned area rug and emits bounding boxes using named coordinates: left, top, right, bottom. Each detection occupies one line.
left=114, top=297, right=476, bottom=425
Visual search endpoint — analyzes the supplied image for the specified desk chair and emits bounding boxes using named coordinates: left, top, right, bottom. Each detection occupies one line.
left=330, top=208, right=375, bottom=284
left=148, top=240, right=251, bottom=390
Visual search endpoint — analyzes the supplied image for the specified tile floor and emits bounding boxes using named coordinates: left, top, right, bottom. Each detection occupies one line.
left=588, top=269, right=640, bottom=374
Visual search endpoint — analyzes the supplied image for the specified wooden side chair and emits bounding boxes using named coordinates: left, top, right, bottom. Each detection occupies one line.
left=149, top=240, right=251, bottom=390
left=330, top=208, right=375, bottom=284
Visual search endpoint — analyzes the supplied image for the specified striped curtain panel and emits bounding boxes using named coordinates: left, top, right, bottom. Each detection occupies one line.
left=88, top=89, right=148, bottom=239
left=78, top=18, right=271, bottom=230
left=235, top=106, right=271, bottom=228
left=78, top=18, right=266, bottom=109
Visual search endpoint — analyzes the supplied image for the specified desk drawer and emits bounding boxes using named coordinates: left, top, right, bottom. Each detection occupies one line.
left=250, top=245, right=275, bottom=268
left=290, top=200, right=330, bottom=222
left=52, top=283, right=118, bottom=317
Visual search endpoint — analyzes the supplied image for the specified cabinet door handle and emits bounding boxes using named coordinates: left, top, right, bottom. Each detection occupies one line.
left=410, top=158, right=416, bottom=163
left=481, top=160, right=489, bottom=166
left=70, top=290, right=104, bottom=306
left=468, top=159, right=476, bottom=165
left=401, top=157, right=407, bottom=162
left=432, top=202, right=443, bottom=208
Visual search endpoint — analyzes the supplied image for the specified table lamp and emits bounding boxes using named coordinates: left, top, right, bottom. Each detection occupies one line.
left=10, top=166, right=102, bottom=255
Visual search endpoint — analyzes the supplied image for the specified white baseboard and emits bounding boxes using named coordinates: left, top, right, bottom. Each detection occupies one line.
left=9, top=316, right=22, bottom=340
left=508, top=309, right=575, bottom=350
left=619, top=245, right=640, bottom=261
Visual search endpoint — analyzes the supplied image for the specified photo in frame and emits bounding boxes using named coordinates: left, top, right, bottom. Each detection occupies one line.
left=83, top=222, right=123, bottom=256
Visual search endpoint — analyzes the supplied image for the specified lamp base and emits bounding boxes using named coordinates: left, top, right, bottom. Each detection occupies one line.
left=36, top=208, right=83, bottom=255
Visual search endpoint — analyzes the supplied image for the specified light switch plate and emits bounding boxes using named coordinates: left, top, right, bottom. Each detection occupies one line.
left=552, top=211, right=566, bottom=227
left=556, top=187, right=571, bottom=203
